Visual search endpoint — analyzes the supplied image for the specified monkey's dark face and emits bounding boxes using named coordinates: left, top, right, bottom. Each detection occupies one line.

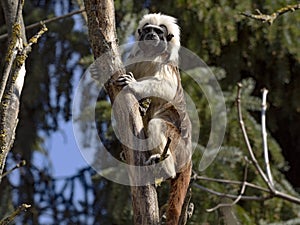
left=137, top=23, right=174, bottom=57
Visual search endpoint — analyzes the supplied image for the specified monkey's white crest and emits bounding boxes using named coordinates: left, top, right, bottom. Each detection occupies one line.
left=128, top=13, right=181, bottom=64
left=137, top=13, right=180, bottom=47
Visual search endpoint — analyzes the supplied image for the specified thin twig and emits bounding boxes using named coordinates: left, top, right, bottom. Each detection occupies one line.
left=261, top=88, right=274, bottom=186
left=0, top=9, right=85, bottom=41
left=241, top=4, right=300, bottom=25
left=1, top=160, right=26, bottom=179
left=25, top=23, right=48, bottom=51
left=0, top=204, right=31, bottom=225
left=196, top=175, right=270, bottom=193
left=193, top=183, right=270, bottom=202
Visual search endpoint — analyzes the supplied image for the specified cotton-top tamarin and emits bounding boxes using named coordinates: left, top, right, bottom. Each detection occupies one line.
left=117, top=13, right=192, bottom=225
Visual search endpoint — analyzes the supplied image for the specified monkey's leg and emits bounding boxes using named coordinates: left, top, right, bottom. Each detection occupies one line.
left=145, top=118, right=176, bottom=179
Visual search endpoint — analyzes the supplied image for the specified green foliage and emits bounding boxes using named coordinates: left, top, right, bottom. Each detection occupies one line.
left=189, top=74, right=300, bottom=224
left=1, top=0, right=300, bottom=224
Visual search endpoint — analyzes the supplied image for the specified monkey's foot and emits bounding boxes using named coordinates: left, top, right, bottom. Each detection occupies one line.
left=145, top=153, right=169, bottom=165
left=115, top=72, right=136, bottom=86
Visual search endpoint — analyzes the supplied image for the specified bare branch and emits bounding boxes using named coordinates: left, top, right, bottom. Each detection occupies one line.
left=194, top=84, right=300, bottom=211
left=241, top=4, right=300, bottom=25
left=0, top=160, right=26, bottom=179
left=195, top=175, right=270, bottom=193
left=236, top=84, right=300, bottom=205
left=236, top=83, right=275, bottom=192
left=261, top=88, right=274, bottom=186
left=193, top=183, right=270, bottom=202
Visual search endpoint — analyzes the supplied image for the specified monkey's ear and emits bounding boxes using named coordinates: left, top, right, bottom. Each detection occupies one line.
left=167, top=34, right=174, bottom=42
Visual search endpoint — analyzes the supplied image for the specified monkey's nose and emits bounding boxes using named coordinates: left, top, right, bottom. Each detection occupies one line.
left=145, top=33, right=159, bottom=41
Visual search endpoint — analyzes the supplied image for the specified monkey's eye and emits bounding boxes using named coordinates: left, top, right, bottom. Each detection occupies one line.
left=143, top=27, right=151, bottom=33
left=154, top=28, right=164, bottom=35
left=159, top=25, right=168, bottom=34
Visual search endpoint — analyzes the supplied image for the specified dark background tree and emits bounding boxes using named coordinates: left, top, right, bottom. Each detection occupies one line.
left=0, top=0, right=300, bottom=224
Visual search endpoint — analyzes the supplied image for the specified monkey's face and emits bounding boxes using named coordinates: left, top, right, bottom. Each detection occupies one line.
left=137, top=23, right=174, bottom=57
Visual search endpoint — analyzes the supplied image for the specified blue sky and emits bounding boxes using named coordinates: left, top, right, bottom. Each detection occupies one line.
left=45, top=120, right=88, bottom=177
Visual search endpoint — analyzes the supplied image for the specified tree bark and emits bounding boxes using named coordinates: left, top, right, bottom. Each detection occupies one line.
left=83, top=0, right=160, bottom=224
left=0, top=0, right=27, bottom=183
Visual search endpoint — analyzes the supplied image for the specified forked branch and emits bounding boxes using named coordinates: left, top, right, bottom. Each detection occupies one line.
left=241, top=4, right=300, bottom=25
left=194, top=83, right=300, bottom=212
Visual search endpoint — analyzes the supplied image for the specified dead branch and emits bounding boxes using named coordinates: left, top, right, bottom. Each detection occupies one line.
left=241, top=4, right=300, bottom=25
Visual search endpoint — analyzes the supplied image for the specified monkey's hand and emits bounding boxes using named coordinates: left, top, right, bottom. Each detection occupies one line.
left=116, top=72, right=136, bottom=86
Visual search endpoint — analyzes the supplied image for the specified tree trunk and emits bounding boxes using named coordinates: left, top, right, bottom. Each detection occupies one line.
left=83, top=0, right=160, bottom=224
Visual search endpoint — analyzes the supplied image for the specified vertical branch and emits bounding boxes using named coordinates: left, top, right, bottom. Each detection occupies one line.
left=236, top=83, right=275, bottom=192
left=261, top=88, right=274, bottom=187
left=83, top=0, right=159, bottom=224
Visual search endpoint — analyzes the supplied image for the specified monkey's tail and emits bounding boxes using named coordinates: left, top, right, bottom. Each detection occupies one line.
left=166, top=162, right=192, bottom=225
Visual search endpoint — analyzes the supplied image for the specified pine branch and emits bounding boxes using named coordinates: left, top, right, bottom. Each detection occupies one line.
left=241, top=4, right=300, bottom=25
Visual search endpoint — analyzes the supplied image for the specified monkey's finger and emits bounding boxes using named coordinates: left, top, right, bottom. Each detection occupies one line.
left=115, top=74, right=136, bottom=86
left=115, top=79, right=128, bottom=86
left=115, top=78, right=132, bottom=86
left=121, top=73, right=136, bottom=80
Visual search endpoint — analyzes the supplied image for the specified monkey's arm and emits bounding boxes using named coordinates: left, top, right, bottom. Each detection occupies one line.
left=117, top=72, right=177, bottom=101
